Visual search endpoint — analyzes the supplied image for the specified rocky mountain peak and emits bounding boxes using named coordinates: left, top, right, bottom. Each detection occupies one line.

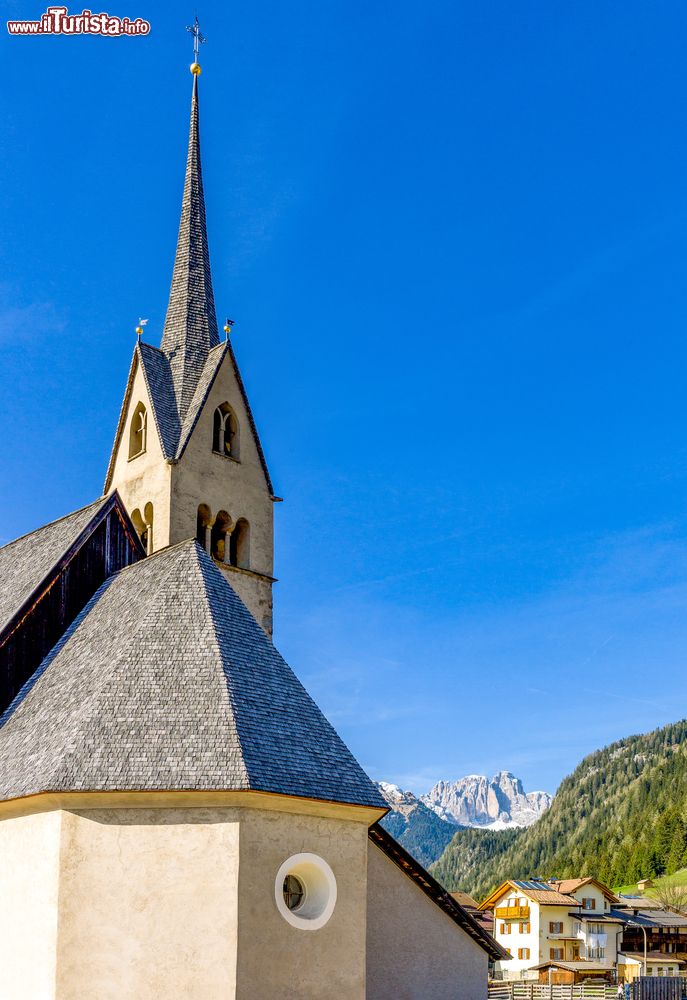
left=421, top=771, right=552, bottom=829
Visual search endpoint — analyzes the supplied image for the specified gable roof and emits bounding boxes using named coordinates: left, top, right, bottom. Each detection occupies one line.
left=368, top=823, right=508, bottom=961
left=479, top=880, right=580, bottom=910
left=0, top=496, right=112, bottom=636
left=104, top=339, right=274, bottom=496
left=552, top=877, right=618, bottom=902
left=0, top=539, right=384, bottom=809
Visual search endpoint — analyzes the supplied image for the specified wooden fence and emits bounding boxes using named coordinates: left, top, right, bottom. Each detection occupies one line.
left=489, top=984, right=687, bottom=1000
left=488, top=984, right=619, bottom=1000
left=629, top=979, right=684, bottom=1000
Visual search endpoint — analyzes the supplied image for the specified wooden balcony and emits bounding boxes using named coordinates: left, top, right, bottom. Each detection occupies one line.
left=495, top=906, right=530, bottom=920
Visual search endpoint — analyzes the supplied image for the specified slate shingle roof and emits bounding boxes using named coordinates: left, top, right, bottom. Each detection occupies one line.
left=0, top=497, right=109, bottom=634
left=0, top=539, right=386, bottom=809
left=160, top=74, right=220, bottom=423
left=138, top=342, right=180, bottom=459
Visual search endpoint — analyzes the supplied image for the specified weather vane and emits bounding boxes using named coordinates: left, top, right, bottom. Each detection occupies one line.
left=135, top=318, right=149, bottom=339
left=187, top=16, right=206, bottom=75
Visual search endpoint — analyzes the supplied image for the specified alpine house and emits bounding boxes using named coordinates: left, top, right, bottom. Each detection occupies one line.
left=0, top=42, right=505, bottom=1000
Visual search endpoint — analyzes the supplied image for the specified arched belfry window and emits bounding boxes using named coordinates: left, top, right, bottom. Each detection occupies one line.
left=213, top=403, right=239, bottom=460
left=131, top=503, right=154, bottom=555
left=129, top=402, right=147, bottom=460
left=211, top=510, right=231, bottom=563
left=230, top=518, right=250, bottom=570
left=196, top=504, right=212, bottom=552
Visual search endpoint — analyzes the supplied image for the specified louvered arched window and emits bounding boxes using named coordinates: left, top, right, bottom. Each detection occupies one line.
left=212, top=403, right=239, bottom=459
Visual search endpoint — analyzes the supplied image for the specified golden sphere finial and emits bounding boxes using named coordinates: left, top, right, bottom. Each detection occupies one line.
left=190, top=62, right=202, bottom=76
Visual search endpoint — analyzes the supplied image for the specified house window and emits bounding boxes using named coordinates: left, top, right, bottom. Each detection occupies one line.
left=229, top=518, right=250, bottom=570
left=505, top=949, right=513, bottom=959
left=212, top=403, right=239, bottom=460
left=518, top=948, right=531, bottom=960
left=550, top=949, right=564, bottom=960
left=500, top=924, right=506, bottom=934
left=128, top=402, right=147, bottom=459
left=582, top=898, right=596, bottom=910
left=550, top=922, right=563, bottom=934
left=520, top=922, right=531, bottom=933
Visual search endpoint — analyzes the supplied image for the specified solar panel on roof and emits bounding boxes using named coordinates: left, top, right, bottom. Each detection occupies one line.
left=513, top=880, right=554, bottom=891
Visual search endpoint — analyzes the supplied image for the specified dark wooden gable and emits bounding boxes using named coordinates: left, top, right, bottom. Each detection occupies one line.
left=0, top=494, right=145, bottom=719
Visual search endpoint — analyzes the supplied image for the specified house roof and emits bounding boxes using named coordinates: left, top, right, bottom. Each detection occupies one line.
left=451, top=891, right=480, bottom=910
left=611, top=908, right=687, bottom=928
left=619, top=953, right=686, bottom=965
left=480, top=881, right=580, bottom=910
left=553, top=878, right=619, bottom=903
left=0, top=539, right=386, bottom=809
left=570, top=913, right=624, bottom=924
left=368, top=823, right=508, bottom=962
left=0, top=496, right=113, bottom=637
left=530, top=961, right=613, bottom=973
left=615, top=895, right=667, bottom=911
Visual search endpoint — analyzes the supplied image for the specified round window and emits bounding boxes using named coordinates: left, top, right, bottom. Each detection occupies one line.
left=274, top=853, right=337, bottom=931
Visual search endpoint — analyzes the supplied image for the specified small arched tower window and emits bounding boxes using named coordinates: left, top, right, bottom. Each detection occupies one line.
left=230, top=518, right=250, bottom=570
left=196, top=504, right=212, bottom=553
left=129, top=402, right=147, bottom=459
left=211, top=510, right=231, bottom=563
left=212, top=403, right=239, bottom=460
left=131, top=504, right=153, bottom=555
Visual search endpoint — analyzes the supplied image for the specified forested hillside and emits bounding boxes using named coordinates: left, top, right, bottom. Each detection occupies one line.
left=431, top=719, right=687, bottom=900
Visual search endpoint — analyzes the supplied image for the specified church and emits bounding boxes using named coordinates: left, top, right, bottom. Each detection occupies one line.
left=0, top=47, right=505, bottom=999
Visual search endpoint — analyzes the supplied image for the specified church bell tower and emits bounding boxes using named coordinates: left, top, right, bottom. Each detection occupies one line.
left=104, top=51, right=278, bottom=636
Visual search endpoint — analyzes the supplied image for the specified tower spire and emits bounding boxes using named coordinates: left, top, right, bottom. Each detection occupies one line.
left=160, top=30, right=219, bottom=421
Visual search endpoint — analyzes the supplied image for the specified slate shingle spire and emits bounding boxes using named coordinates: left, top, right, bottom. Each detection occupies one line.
left=160, top=72, right=220, bottom=422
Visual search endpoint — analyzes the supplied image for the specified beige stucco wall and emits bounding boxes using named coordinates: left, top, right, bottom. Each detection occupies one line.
left=172, top=351, right=275, bottom=631
left=108, top=358, right=172, bottom=551
left=171, top=352, right=274, bottom=571
left=366, top=840, right=488, bottom=1000
left=0, top=810, right=62, bottom=1000
left=0, top=796, right=381, bottom=1000
left=235, top=807, right=369, bottom=1000
left=55, top=807, right=241, bottom=1000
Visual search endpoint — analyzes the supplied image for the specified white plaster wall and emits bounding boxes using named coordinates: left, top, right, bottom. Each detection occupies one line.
left=493, top=888, right=538, bottom=975
left=570, top=884, right=607, bottom=913
left=0, top=810, right=62, bottom=1000
left=235, top=807, right=369, bottom=1000
left=55, top=808, right=241, bottom=1000
left=366, top=841, right=488, bottom=1000
left=108, top=359, right=172, bottom=549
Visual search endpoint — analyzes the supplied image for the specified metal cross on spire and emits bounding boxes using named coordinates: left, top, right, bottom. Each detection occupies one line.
left=186, top=16, right=206, bottom=63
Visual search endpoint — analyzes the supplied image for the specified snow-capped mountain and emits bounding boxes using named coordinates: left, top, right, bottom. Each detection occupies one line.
left=377, top=782, right=457, bottom=867
left=421, top=771, right=552, bottom=830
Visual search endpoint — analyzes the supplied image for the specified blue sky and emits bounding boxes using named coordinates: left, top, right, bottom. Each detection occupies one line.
left=3, top=1, right=687, bottom=796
